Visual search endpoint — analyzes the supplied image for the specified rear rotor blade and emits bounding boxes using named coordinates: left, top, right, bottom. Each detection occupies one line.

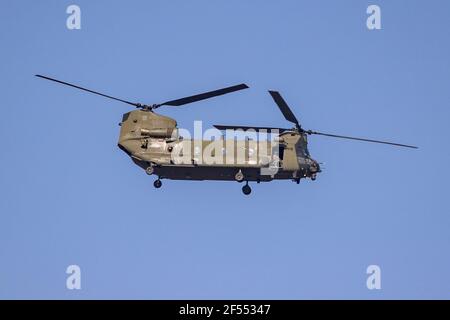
left=158, top=83, right=249, bottom=107
left=214, top=125, right=290, bottom=133
left=306, top=130, right=418, bottom=149
left=35, top=74, right=140, bottom=107
left=268, top=90, right=301, bottom=128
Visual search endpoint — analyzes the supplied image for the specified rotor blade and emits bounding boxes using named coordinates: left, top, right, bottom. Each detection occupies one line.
left=35, top=74, right=140, bottom=107
left=159, top=83, right=249, bottom=107
left=268, top=90, right=300, bottom=127
left=214, top=125, right=290, bottom=133
left=306, top=130, right=418, bottom=149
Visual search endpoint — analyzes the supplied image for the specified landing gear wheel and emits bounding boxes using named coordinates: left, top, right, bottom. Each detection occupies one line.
left=153, top=179, right=162, bottom=189
left=311, top=174, right=317, bottom=181
left=235, top=170, right=244, bottom=183
left=242, top=183, right=251, bottom=195
left=145, top=165, right=155, bottom=175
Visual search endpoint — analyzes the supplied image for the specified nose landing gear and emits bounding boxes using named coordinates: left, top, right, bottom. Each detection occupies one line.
left=242, top=182, right=251, bottom=195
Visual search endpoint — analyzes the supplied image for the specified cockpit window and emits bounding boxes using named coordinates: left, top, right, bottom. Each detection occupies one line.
left=302, top=135, right=310, bottom=156
left=304, top=145, right=311, bottom=156
left=295, top=135, right=310, bottom=157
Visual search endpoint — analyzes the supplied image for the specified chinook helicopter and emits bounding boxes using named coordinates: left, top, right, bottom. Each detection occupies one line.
left=36, top=75, right=417, bottom=195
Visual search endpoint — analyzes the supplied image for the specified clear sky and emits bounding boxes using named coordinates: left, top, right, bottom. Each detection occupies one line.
left=0, top=0, right=449, bottom=299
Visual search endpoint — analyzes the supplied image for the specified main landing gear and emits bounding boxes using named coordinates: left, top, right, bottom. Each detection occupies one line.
left=153, top=179, right=162, bottom=189
left=148, top=164, right=162, bottom=189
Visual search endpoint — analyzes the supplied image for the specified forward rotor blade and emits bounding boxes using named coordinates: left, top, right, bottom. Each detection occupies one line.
left=306, top=130, right=418, bottom=149
left=35, top=74, right=140, bottom=107
left=268, top=90, right=300, bottom=128
left=214, top=125, right=290, bottom=133
left=159, top=83, right=249, bottom=107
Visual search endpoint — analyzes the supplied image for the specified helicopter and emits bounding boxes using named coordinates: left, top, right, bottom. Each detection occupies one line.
left=35, top=75, right=418, bottom=195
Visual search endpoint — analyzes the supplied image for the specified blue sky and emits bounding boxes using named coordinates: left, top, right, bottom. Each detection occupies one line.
left=0, top=0, right=449, bottom=299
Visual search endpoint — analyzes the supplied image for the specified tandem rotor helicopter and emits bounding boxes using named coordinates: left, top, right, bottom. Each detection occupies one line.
left=36, top=75, right=417, bottom=195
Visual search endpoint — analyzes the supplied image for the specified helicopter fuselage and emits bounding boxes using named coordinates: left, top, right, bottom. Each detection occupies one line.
left=117, top=110, right=320, bottom=183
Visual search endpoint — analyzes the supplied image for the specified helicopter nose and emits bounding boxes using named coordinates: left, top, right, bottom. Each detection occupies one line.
left=310, top=161, right=321, bottom=173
